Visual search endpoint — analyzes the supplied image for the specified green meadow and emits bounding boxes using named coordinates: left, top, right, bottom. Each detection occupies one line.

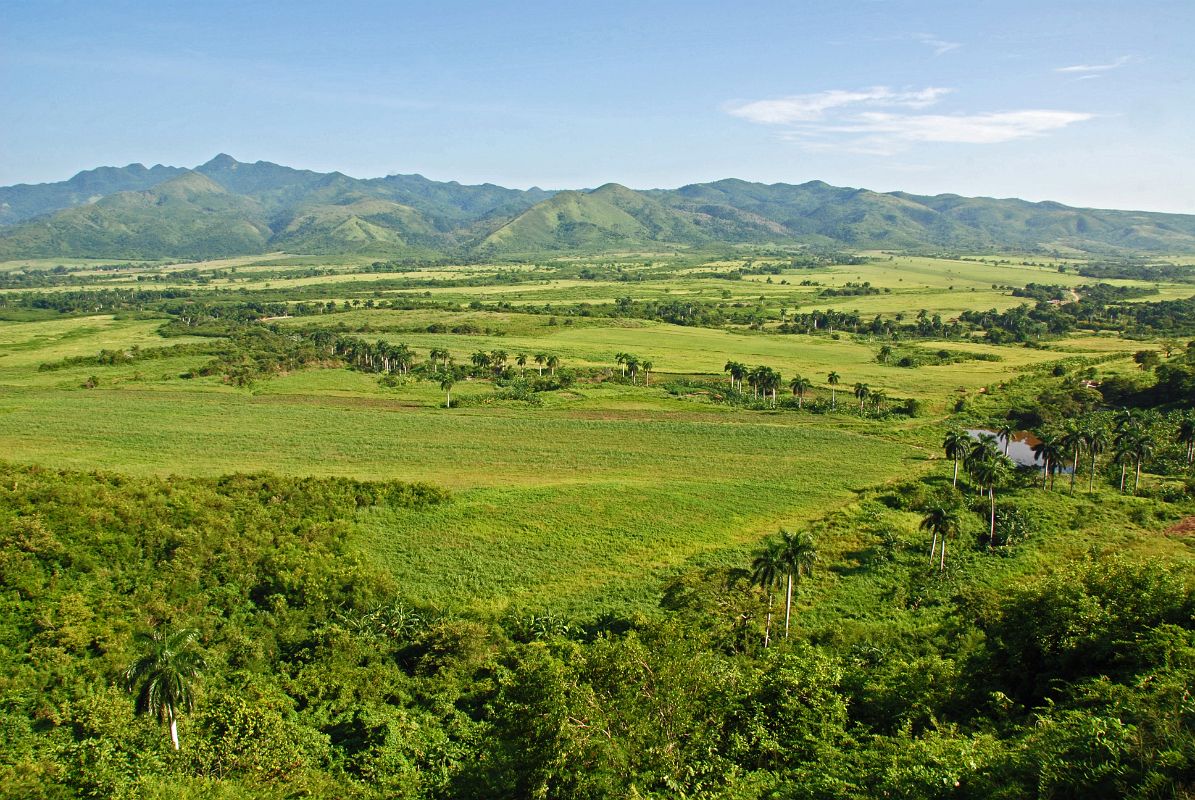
left=0, top=250, right=1187, bottom=612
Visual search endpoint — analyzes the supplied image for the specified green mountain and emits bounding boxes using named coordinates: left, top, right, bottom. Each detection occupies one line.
left=0, top=162, right=186, bottom=226
left=0, top=171, right=271, bottom=259
left=3, top=155, right=1195, bottom=258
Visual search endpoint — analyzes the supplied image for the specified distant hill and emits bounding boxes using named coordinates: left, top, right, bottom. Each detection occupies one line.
left=3, top=154, right=1195, bottom=259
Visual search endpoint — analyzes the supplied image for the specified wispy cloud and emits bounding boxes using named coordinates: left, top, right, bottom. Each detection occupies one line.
left=726, top=87, right=952, bottom=125
left=1055, top=55, right=1132, bottom=74
left=912, top=33, right=961, bottom=56
left=726, top=86, right=1094, bottom=154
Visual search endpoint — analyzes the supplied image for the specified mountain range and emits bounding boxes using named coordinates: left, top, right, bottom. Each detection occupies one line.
left=2, top=154, right=1194, bottom=259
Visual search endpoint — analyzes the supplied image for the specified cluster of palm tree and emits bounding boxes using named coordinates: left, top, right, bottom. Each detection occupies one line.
left=333, top=338, right=416, bottom=374
left=471, top=350, right=560, bottom=378
left=723, top=361, right=782, bottom=405
left=940, top=430, right=1014, bottom=555
left=614, top=352, right=654, bottom=385
left=737, top=530, right=817, bottom=647
left=852, top=382, right=888, bottom=412
left=1029, top=414, right=1162, bottom=495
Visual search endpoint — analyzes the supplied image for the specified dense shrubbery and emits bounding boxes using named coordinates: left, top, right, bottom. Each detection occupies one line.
left=1, top=461, right=1192, bottom=798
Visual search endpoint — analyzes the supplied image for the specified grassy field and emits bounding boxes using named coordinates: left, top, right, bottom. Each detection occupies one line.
left=0, top=249, right=1187, bottom=612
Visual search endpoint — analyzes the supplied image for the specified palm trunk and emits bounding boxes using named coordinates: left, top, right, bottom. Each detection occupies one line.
left=784, top=574, right=793, bottom=639
left=1134, top=459, right=1142, bottom=494
left=763, top=592, right=773, bottom=648
left=169, top=709, right=179, bottom=750
left=929, top=532, right=939, bottom=565
left=1042, top=459, right=1049, bottom=489
left=1070, top=448, right=1079, bottom=492
left=989, top=487, right=996, bottom=546
left=939, top=535, right=947, bottom=572
left=831, top=389, right=836, bottom=409
left=1089, top=452, right=1097, bottom=493
left=1120, top=462, right=1127, bottom=492
left=446, top=390, right=451, bottom=408
left=952, top=458, right=959, bottom=488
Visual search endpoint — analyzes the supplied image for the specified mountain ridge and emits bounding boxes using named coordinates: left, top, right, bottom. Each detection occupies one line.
left=3, top=155, right=1195, bottom=259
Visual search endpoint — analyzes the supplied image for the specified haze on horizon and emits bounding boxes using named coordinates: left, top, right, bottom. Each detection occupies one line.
left=2, top=0, right=1193, bottom=214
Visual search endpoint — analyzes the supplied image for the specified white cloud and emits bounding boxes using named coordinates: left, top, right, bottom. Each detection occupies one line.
left=726, top=86, right=952, bottom=124
left=1055, top=55, right=1132, bottom=73
left=839, top=110, right=1095, bottom=144
left=726, top=86, right=1094, bottom=153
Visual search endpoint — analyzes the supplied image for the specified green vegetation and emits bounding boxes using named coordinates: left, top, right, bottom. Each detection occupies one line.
left=0, top=244, right=1193, bottom=797
left=7, top=155, right=1195, bottom=259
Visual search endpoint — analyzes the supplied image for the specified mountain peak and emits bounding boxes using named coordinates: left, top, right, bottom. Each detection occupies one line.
left=201, top=153, right=241, bottom=170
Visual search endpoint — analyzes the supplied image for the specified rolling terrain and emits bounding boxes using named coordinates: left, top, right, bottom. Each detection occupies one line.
left=5, top=155, right=1195, bottom=259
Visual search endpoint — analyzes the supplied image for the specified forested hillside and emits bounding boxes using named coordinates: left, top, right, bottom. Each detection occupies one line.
left=4, top=155, right=1195, bottom=259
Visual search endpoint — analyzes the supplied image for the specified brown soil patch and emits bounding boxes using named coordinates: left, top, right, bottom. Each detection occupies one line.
left=1164, top=517, right=1195, bottom=536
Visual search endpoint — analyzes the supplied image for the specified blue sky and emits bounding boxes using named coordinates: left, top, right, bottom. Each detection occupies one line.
left=2, top=0, right=1193, bottom=211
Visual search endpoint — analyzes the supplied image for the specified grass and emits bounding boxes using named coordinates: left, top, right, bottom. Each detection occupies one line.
left=0, top=249, right=1186, bottom=613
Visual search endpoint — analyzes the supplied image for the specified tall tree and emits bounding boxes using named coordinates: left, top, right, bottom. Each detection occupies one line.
left=440, top=375, right=456, bottom=408
left=942, top=430, right=970, bottom=488
left=1083, top=422, right=1110, bottom=494
left=776, top=530, right=816, bottom=638
left=641, top=360, right=654, bottom=386
left=827, top=371, right=840, bottom=409
left=1179, top=413, right=1195, bottom=468
left=853, top=382, right=871, bottom=412
left=971, top=456, right=1012, bottom=546
left=920, top=504, right=959, bottom=571
left=123, top=628, right=204, bottom=750
left=789, top=375, right=812, bottom=408
left=547, top=355, right=560, bottom=376
left=1059, top=422, right=1086, bottom=494
left=749, top=542, right=785, bottom=648
left=996, top=423, right=1015, bottom=456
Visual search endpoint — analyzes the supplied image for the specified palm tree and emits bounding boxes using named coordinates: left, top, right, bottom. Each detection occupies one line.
left=615, top=352, right=629, bottom=376
left=942, top=430, right=970, bottom=488
left=854, top=382, right=871, bottom=412
left=470, top=351, right=491, bottom=372
left=546, top=355, right=560, bottom=376
left=878, top=344, right=893, bottom=364
left=1032, top=432, right=1064, bottom=489
left=1083, top=423, right=1110, bottom=494
left=724, top=361, right=742, bottom=393
left=996, top=423, right=1015, bottom=456
left=1130, top=434, right=1155, bottom=494
left=1059, top=423, right=1086, bottom=493
left=440, top=375, right=456, bottom=408
left=489, top=350, right=508, bottom=376
left=789, top=375, right=812, bottom=408
left=749, top=542, right=785, bottom=648
left=1179, top=413, right=1195, bottom=468
left=776, top=530, right=816, bottom=638
left=827, top=371, right=841, bottom=409
left=534, top=353, right=547, bottom=376
left=920, top=504, right=959, bottom=571
left=123, top=628, right=204, bottom=750
left=971, top=456, right=1012, bottom=546
left=641, top=360, right=654, bottom=386
left=516, top=353, right=528, bottom=376
left=625, top=357, right=640, bottom=384
left=1113, top=437, right=1135, bottom=493
left=759, top=367, right=781, bottom=407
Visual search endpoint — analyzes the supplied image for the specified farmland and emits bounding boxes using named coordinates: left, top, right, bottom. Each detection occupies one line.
left=2, top=246, right=1194, bottom=798
left=0, top=250, right=1185, bottom=612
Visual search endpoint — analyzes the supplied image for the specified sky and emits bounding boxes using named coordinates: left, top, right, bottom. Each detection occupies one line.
left=2, top=0, right=1193, bottom=212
